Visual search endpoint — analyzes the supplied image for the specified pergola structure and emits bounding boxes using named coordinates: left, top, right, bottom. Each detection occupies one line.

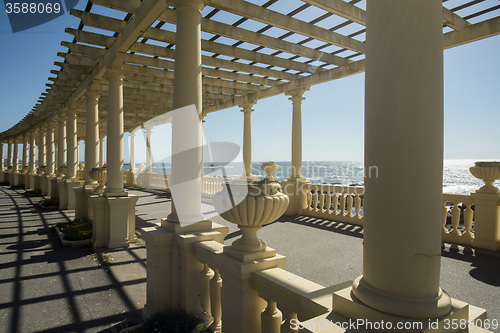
left=1, top=0, right=500, bottom=332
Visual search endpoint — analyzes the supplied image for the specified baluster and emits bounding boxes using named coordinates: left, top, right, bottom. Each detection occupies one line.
left=451, top=203, right=461, bottom=236
left=340, top=194, right=347, bottom=216
left=354, top=194, right=361, bottom=218
left=312, top=191, right=319, bottom=210
left=464, top=203, right=474, bottom=238
left=325, top=192, right=332, bottom=213
left=331, top=193, right=339, bottom=215
left=319, top=190, right=325, bottom=211
left=210, top=268, right=222, bottom=333
left=282, top=312, right=298, bottom=333
left=200, top=263, right=214, bottom=323
left=346, top=193, right=354, bottom=217
left=442, top=201, right=448, bottom=233
left=306, top=190, right=312, bottom=210
left=261, top=300, right=282, bottom=333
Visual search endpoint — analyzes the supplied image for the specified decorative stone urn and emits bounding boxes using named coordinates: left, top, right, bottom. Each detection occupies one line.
left=38, top=165, right=47, bottom=175
left=470, top=161, right=500, bottom=193
left=136, top=163, right=145, bottom=172
left=59, top=165, right=67, bottom=176
left=89, top=167, right=107, bottom=194
left=212, top=162, right=289, bottom=252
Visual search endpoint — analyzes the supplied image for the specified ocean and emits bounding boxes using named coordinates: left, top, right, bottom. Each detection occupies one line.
left=124, top=159, right=499, bottom=195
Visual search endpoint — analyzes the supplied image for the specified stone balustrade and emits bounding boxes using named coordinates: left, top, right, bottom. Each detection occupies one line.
left=442, top=193, right=475, bottom=247
left=302, top=184, right=364, bottom=226
left=201, top=177, right=226, bottom=198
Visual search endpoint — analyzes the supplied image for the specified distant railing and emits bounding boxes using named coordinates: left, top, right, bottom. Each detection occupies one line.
left=302, top=184, right=364, bottom=226
left=202, top=177, right=226, bottom=198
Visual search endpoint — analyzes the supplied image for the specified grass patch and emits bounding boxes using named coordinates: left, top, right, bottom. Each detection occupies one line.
left=134, top=310, right=210, bottom=333
left=56, top=218, right=92, bottom=241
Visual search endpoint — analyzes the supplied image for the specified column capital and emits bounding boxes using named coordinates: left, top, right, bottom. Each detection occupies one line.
left=240, top=101, right=255, bottom=115
left=286, top=87, right=309, bottom=103
left=107, top=52, right=126, bottom=76
left=174, top=0, right=205, bottom=12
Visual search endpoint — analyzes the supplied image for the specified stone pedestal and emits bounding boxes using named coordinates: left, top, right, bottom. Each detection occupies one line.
left=471, top=192, right=500, bottom=251
left=333, top=286, right=487, bottom=333
left=41, top=176, right=48, bottom=195
left=33, top=175, right=41, bottom=191
left=220, top=248, right=286, bottom=333
left=283, top=177, right=310, bottom=216
left=141, top=221, right=228, bottom=318
left=67, top=179, right=82, bottom=210
left=48, top=176, right=58, bottom=198
left=13, top=172, right=23, bottom=186
left=74, top=187, right=86, bottom=219
left=91, top=193, right=138, bottom=249
left=58, top=179, right=68, bottom=209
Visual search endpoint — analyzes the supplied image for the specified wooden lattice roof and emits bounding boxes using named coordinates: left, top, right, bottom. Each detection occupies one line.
left=1, top=0, right=499, bottom=142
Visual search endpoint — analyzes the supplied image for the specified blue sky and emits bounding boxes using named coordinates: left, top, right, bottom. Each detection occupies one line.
left=1, top=2, right=499, bottom=164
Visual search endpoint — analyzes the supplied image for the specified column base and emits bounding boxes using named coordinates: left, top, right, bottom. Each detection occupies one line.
left=333, top=285, right=488, bottom=333
left=58, top=179, right=68, bottom=209
left=47, top=176, right=58, bottom=198
left=67, top=179, right=83, bottom=210
left=74, top=187, right=86, bottom=220
left=351, top=276, right=452, bottom=319
left=91, top=194, right=138, bottom=249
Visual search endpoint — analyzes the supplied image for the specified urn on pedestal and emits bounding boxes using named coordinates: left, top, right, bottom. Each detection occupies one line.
left=212, top=162, right=289, bottom=253
left=470, top=161, right=500, bottom=193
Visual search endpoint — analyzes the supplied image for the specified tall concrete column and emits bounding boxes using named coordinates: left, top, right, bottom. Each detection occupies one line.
left=286, top=88, right=308, bottom=180
left=12, top=139, right=18, bottom=174
left=240, top=102, right=255, bottom=180
left=67, top=110, right=78, bottom=180
left=85, top=91, right=100, bottom=185
left=46, top=123, right=55, bottom=176
left=7, top=140, right=12, bottom=169
left=129, top=130, right=136, bottom=171
left=22, top=135, right=28, bottom=172
left=166, top=0, right=206, bottom=225
left=38, top=125, right=46, bottom=173
left=99, top=135, right=104, bottom=167
left=29, top=131, right=36, bottom=174
left=105, top=67, right=126, bottom=195
left=351, top=0, right=451, bottom=319
left=0, top=143, right=4, bottom=170
left=145, top=126, right=153, bottom=172
left=57, top=116, right=67, bottom=176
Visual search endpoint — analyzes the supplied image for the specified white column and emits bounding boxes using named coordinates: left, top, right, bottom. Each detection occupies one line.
left=286, top=88, right=308, bottom=180
left=167, top=0, right=205, bottom=224
left=105, top=67, right=126, bottom=195
left=29, top=131, right=36, bottom=174
left=7, top=140, right=12, bottom=169
left=38, top=126, right=46, bottom=172
left=85, top=91, right=100, bottom=185
left=99, top=135, right=104, bottom=167
left=130, top=130, right=136, bottom=171
left=240, top=102, right=255, bottom=179
left=46, top=123, right=55, bottom=176
left=145, top=126, right=153, bottom=172
left=57, top=116, right=67, bottom=176
left=0, top=143, right=4, bottom=170
left=67, top=110, right=78, bottom=180
left=22, top=135, right=28, bottom=172
left=12, top=139, right=18, bottom=173
left=351, top=0, right=451, bottom=319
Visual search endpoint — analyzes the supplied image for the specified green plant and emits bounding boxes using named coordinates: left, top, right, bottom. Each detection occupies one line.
left=41, top=197, right=59, bottom=207
left=135, top=310, right=210, bottom=333
left=56, top=218, right=92, bottom=241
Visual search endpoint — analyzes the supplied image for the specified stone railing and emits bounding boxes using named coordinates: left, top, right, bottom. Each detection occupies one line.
left=302, top=184, right=364, bottom=226
left=192, top=239, right=331, bottom=333
left=442, top=193, right=475, bottom=247
left=202, top=176, right=226, bottom=198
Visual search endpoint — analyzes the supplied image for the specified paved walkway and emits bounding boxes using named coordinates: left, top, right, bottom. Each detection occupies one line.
left=0, top=185, right=499, bottom=332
